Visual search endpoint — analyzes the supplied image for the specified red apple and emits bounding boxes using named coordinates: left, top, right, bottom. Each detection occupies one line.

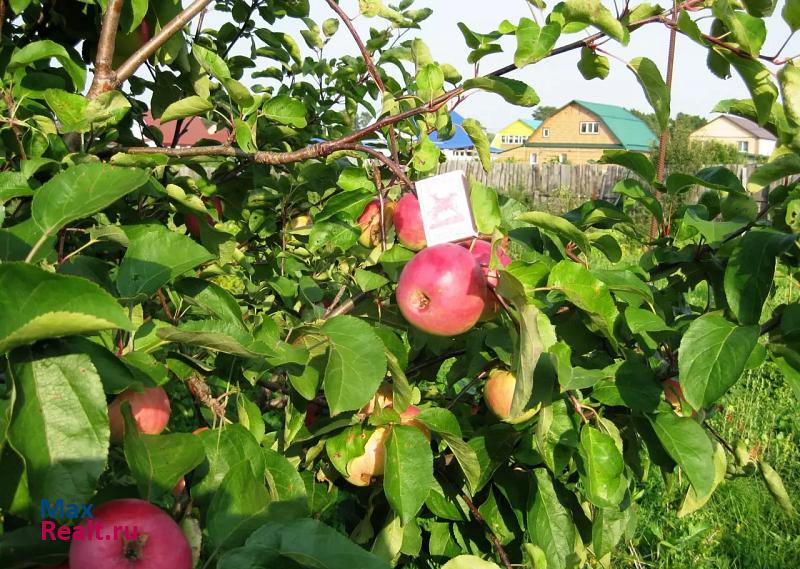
left=463, top=239, right=511, bottom=287
left=113, top=21, right=153, bottom=67
left=108, top=387, right=171, bottom=443
left=398, top=405, right=431, bottom=440
left=396, top=243, right=487, bottom=336
left=394, top=193, right=426, bottom=250
left=186, top=196, right=223, bottom=238
left=357, top=199, right=396, bottom=247
left=69, top=499, right=191, bottom=569
left=345, top=427, right=389, bottom=487
left=484, top=369, right=516, bottom=420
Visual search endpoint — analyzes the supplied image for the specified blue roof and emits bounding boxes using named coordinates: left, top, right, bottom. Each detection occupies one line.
left=429, top=112, right=478, bottom=150
left=520, top=119, right=542, bottom=130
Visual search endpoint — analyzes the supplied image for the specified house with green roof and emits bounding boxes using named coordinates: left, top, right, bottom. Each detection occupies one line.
left=497, top=100, right=657, bottom=164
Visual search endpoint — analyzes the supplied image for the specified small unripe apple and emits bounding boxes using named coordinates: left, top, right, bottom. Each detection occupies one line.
left=394, top=193, right=426, bottom=250
left=108, top=386, right=171, bottom=443
left=396, top=243, right=487, bottom=336
left=398, top=405, right=431, bottom=440
left=357, top=199, right=396, bottom=247
left=345, top=427, right=389, bottom=487
left=69, top=499, right=191, bottom=569
left=289, top=213, right=312, bottom=229
left=484, top=369, right=516, bottom=420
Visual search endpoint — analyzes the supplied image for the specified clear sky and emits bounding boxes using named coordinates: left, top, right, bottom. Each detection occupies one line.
left=206, top=1, right=799, bottom=131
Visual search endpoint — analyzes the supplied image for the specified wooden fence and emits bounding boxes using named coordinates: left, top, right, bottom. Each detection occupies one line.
left=437, top=161, right=766, bottom=210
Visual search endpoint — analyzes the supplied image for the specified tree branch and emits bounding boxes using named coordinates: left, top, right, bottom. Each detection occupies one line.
left=325, top=0, right=400, bottom=164
left=88, top=0, right=125, bottom=98
left=114, top=0, right=213, bottom=87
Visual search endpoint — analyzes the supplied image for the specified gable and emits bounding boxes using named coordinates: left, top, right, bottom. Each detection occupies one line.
left=572, top=101, right=657, bottom=151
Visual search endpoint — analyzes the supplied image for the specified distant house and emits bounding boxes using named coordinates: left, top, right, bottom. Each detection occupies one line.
left=491, top=118, right=542, bottom=151
left=689, top=115, right=776, bottom=157
left=497, top=100, right=657, bottom=165
left=429, top=111, right=501, bottom=161
left=143, top=112, right=230, bottom=146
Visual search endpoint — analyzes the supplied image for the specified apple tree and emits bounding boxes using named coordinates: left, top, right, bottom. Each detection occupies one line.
left=0, top=0, right=799, bottom=567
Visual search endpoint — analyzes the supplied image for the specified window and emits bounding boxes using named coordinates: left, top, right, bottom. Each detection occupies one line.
left=559, top=153, right=568, bottom=163
left=738, top=140, right=749, bottom=153
left=530, top=153, right=538, bottom=165
left=580, top=121, right=600, bottom=134
left=542, top=128, right=550, bottom=138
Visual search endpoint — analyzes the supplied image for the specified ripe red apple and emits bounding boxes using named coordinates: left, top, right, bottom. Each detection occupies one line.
left=113, top=20, right=153, bottom=67
left=108, top=386, right=171, bottom=443
left=186, top=196, right=223, bottom=238
left=463, top=239, right=511, bottom=287
left=396, top=243, right=487, bottom=336
left=69, top=499, right=192, bottom=569
left=357, top=199, right=396, bottom=247
left=346, top=427, right=389, bottom=487
left=394, top=193, right=426, bottom=250
left=663, top=378, right=684, bottom=407
left=484, top=369, right=516, bottom=420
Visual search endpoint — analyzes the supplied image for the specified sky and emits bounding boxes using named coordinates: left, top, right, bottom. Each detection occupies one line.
left=205, top=0, right=799, bottom=132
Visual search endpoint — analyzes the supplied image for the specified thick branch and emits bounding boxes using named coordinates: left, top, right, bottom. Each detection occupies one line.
left=87, top=0, right=125, bottom=98
left=115, top=0, right=213, bottom=86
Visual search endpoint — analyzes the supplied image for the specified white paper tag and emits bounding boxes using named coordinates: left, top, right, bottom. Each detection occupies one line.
left=415, top=170, right=477, bottom=246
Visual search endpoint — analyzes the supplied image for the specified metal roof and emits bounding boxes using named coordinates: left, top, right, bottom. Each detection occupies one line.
left=520, top=119, right=542, bottom=130
left=720, top=115, right=777, bottom=141
left=572, top=100, right=657, bottom=152
left=429, top=111, right=477, bottom=150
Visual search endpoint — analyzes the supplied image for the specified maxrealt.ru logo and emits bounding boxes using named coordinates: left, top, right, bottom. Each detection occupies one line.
left=40, top=499, right=138, bottom=541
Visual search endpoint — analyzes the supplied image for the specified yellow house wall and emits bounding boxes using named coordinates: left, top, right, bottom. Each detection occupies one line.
left=689, top=118, right=758, bottom=153
left=491, top=120, right=536, bottom=149
left=529, top=103, right=618, bottom=146
left=495, top=146, right=607, bottom=164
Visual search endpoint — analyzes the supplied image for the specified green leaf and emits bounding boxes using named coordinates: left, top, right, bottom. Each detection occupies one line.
left=713, top=0, right=767, bottom=55
left=591, top=505, right=631, bottom=559
left=308, top=220, right=360, bottom=253
left=157, top=320, right=270, bottom=358
left=0, top=525, right=70, bottom=568
left=0, top=172, right=35, bottom=203
left=160, top=96, right=214, bottom=122
left=599, top=149, right=656, bottom=182
left=678, top=442, right=727, bottom=517
left=628, top=57, right=669, bottom=133
left=613, top=178, right=662, bottom=221
left=724, top=53, right=778, bottom=125
left=470, top=179, right=502, bottom=233
left=548, top=261, right=618, bottom=339
left=263, top=94, right=308, bottom=128
left=759, top=460, right=796, bottom=515
left=8, top=342, right=109, bottom=509
left=0, top=264, right=132, bottom=354
left=724, top=230, right=797, bottom=325
left=577, top=46, right=610, bottom=80
left=122, top=408, right=205, bottom=500
left=578, top=425, right=626, bottom=507
left=527, top=468, right=579, bottom=569
left=384, top=425, right=433, bottom=525
left=442, top=556, right=501, bottom=569
left=748, top=154, right=800, bottom=192
left=9, top=40, right=85, bottom=90
left=411, top=134, right=441, bottom=173
left=117, top=224, right=214, bottom=297
left=514, top=18, right=561, bottom=68
left=462, top=119, right=492, bottom=172
left=44, top=89, right=88, bottom=132
left=463, top=77, right=540, bottom=107
left=649, top=412, right=715, bottom=496
left=780, top=62, right=800, bottom=128
left=192, top=44, right=232, bottom=80
left=679, top=313, right=759, bottom=409
left=31, top=163, right=149, bottom=239
left=319, top=316, right=388, bottom=415
left=416, top=63, right=444, bottom=101
left=517, top=210, right=591, bottom=254
left=355, top=269, right=389, bottom=292
left=783, top=0, right=800, bottom=31
left=207, top=460, right=271, bottom=551
left=192, top=425, right=266, bottom=512
left=218, top=519, right=391, bottom=569
left=174, top=278, right=245, bottom=326
left=263, top=448, right=308, bottom=517
left=562, top=0, right=627, bottom=43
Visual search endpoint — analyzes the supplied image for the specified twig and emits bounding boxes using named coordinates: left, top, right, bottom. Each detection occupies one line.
left=324, top=285, right=348, bottom=318
left=325, top=0, right=400, bottom=163
left=0, top=0, right=6, bottom=38
left=186, top=374, right=229, bottom=420
left=436, top=466, right=513, bottom=569
left=115, top=0, right=214, bottom=87
left=760, top=310, right=782, bottom=336
left=221, top=1, right=260, bottom=57
left=88, top=0, right=125, bottom=98
left=3, top=92, right=27, bottom=160
left=157, top=288, right=176, bottom=323
left=326, top=292, right=368, bottom=318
